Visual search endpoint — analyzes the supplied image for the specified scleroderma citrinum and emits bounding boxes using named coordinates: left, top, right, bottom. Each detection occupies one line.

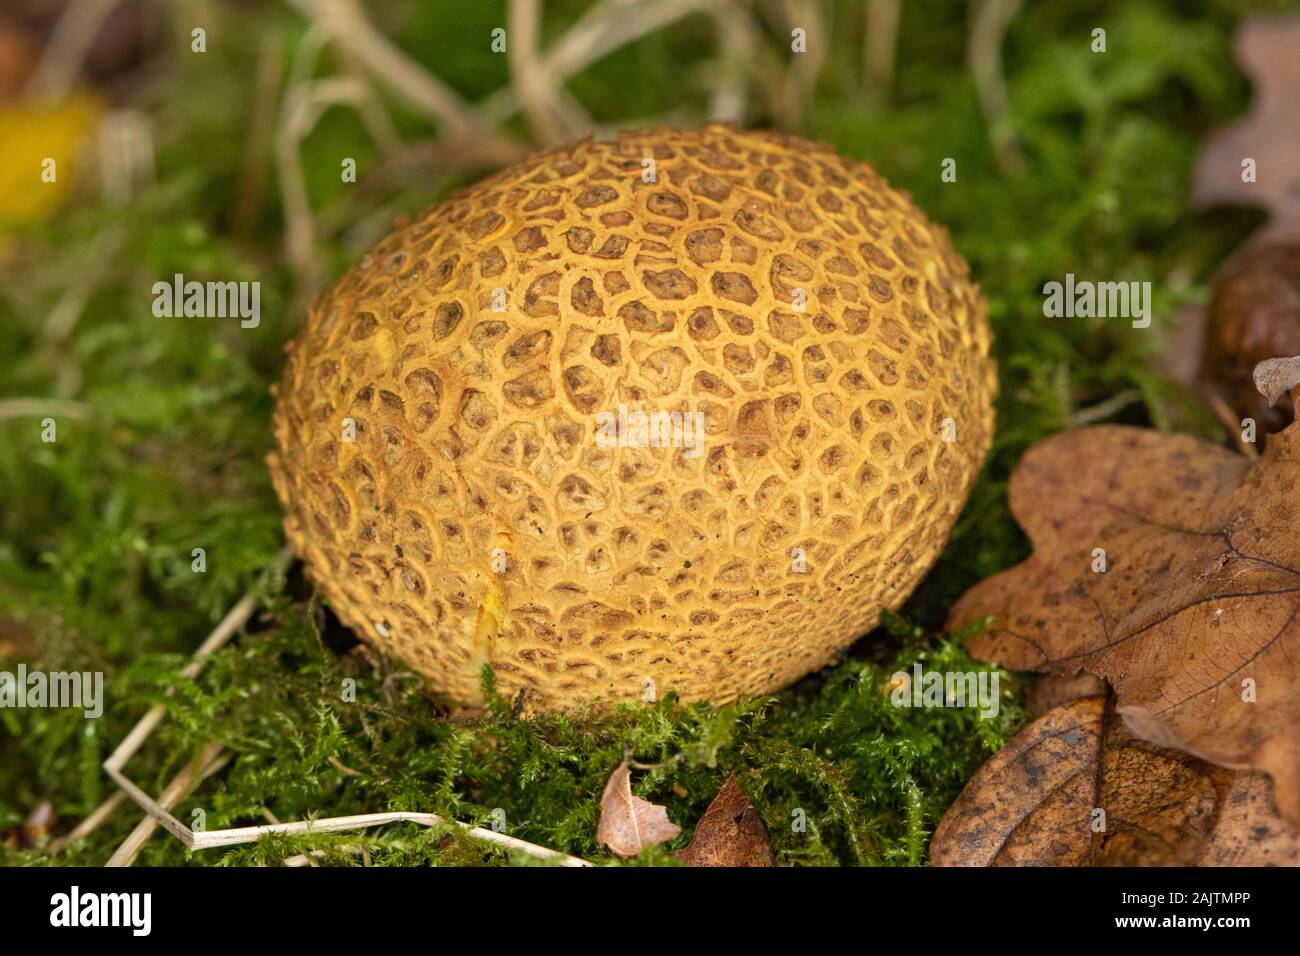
left=269, top=125, right=996, bottom=712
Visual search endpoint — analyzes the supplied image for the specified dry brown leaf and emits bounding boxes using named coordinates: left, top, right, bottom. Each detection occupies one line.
left=1198, top=771, right=1300, bottom=865
left=947, top=409, right=1300, bottom=823
left=676, top=777, right=775, bottom=868
left=3, top=798, right=55, bottom=851
left=0, top=617, right=38, bottom=659
left=1197, top=249, right=1300, bottom=434
left=595, top=761, right=681, bottom=858
left=932, top=697, right=1105, bottom=866
left=931, top=696, right=1300, bottom=866
left=0, top=20, right=37, bottom=100
left=1193, top=12, right=1300, bottom=240
left=20, top=799, right=54, bottom=848
left=1254, top=355, right=1300, bottom=408
left=1024, top=673, right=1106, bottom=719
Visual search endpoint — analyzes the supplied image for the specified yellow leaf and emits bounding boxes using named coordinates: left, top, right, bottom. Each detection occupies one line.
left=0, top=92, right=102, bottom=232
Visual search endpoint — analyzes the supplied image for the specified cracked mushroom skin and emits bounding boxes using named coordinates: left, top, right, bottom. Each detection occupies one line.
left=268, top=124, right=997, bottom=712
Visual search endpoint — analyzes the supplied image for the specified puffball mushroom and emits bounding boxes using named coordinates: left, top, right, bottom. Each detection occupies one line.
left=268, top=125, right=997, bottom=712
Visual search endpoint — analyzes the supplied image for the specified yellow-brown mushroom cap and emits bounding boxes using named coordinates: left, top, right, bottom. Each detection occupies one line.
left=268, top=124, right=997, bottom=712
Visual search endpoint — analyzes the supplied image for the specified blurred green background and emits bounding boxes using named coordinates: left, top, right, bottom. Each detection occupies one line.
left=0, top=0, right=1289, bottom=866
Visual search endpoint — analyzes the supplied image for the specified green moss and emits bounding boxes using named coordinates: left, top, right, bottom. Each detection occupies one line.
left=1, top=595, right=1021, bottom=866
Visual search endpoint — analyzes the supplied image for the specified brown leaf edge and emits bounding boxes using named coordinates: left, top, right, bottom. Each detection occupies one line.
left=947, top=391, right=1300, bottom=822
left=676, top=777, right=776, bottom=867
left=1253, top=355, right=1300, bottom=408
left=595, top=760, right=682, bottom=858
left=930, top=694, right=1300, bottom=866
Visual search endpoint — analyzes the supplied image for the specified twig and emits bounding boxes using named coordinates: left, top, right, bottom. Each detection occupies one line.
left=23, top=0, right=120, bottom=101
left=481, top=0, right=722, bottom=125
left=968, top=0, right=1025, bottom=176
left=279, top=844, right=381, bottom=867
left=328, top=755, right=364, bottom=778
left=92, top=544, right=587, bottom=866
left=54, top=550, right=292, bottom=856
left=0, top=398, right=92, bottom=421
left=272, top=8, right=520, bottom=307
left=1206, top=391, right=1260, bottom=459
left=40, top=228, right=123, bottom=347
left=98, top=110, right=155, bottom=206
left=104, top=743, right=230, bottom=867
left=863, top=0, right=901, bottom=102
left=42, top=225, right=125, bottom=396
left=273, top=23, right=336, bottom=299
left=189, top=812, right=592, bottom=866
left=706, top=2, right=754, bottom=123
left=46, top=790, right=127, bottom=854
left=545, top=0, right=721, bottom=88
left=276, top=75, right=372, bottom=298
left=704, top=3, right=788, bottom=127
left=779, top=0, right=827, bottom=129
left=103, top=548, right=293, bottom=777
left=508, top=0, right=569, bottom=146
left=104, top=770, right=592, bottom=865
left=285, top=0, right=515, bottom=160
left=1067, top=389, right=1141, bottom=427
left=331, top=37, right=402, bottom=154
left=232, top=36, right=284, bottom=240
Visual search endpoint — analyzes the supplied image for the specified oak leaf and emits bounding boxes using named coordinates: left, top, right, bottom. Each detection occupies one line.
left=676, top=777, right=775, bottom=868
left=947, top=411, right=1300, bottom=823
left=1024, top=672, right=1106, bottom=719
left=1253, top=354, right=1300, bottom=409
left=931, top=695, right=1300, bottom=866
left=596, top=761, right=681, bottom=858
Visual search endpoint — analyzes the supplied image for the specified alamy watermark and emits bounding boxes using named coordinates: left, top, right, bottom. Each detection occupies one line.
left=889, top=662, right=1000, bottom=718
left=50, top=886, right=151, bottom=936
left=595, top=403, right=706, bottom=459
left=1042, top=273, right=1151, bottom=328
left=152, top=272, right=261, bottom=328
left=0, top=664, right=104, bottom=719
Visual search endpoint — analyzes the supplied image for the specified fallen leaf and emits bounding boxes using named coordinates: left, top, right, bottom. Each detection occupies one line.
left=1024, top=672, right=1106, bottom=719
left=1254, top=354, right=1300, bottom=408
left=1198, top=769, right=1300, bottom=866
left=596, top=761, right=681, bottom=858
left=932, top=697, right=1105, bottom=866
left=1193, top=12, right=1300, bottom=240
left=1198, top=246, right=1300, bottom=433
left=0, top=92, right=101, bottom=236
left=931, top=695, right=1300, bottom=866
left=676, top=777, right=775, bottom=867
left=0, top=20, right=37, bottom=100
left=20, top=800, right=54, bottom=848
left=0, top=617, right=38, bottom=659
left=947, top=397, right=1300, bottom=823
